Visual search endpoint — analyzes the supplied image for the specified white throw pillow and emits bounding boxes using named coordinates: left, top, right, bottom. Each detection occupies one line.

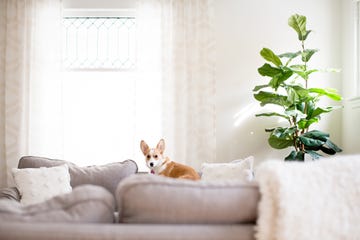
left=201, top=156, right=254, bottom=182
left=12, top=164, right=72, bottom=205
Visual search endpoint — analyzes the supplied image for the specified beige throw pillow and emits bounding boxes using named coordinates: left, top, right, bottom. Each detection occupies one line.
left=12, top=164, right=72, bottom=205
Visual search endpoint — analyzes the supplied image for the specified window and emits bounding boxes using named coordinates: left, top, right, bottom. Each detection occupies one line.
left=61, top=10, right=161, bottom=170
left=62, top=16, right=136, bottom=70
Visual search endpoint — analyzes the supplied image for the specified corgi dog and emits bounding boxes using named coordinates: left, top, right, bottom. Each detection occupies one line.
left=140, top=139, right=200, bottom=181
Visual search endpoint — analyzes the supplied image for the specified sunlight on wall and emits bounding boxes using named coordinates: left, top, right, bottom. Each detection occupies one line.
left=233, top=103, right=258, bottom=127
left=234, top=103, right=287, bottom=128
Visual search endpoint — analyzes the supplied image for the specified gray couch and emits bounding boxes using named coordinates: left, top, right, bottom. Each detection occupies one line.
left=0, top=156, right=260, bottom=240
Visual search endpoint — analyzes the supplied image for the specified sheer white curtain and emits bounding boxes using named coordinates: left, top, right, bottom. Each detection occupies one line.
left=137, top=0, right=216, bottom=170
left=0, top=0, right=63, bottom=187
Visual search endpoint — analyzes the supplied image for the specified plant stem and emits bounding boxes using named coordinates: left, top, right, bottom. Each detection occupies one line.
left=301, top=39, right=308, bottom=135
left=301, top=39, right=308, bottom=88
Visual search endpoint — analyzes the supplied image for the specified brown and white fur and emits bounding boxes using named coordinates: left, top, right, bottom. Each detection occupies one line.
left=140, top=139, right=200, bottom=181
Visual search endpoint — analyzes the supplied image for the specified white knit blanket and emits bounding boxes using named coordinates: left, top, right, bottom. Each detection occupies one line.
left=255, top=155, right=360, bottom=240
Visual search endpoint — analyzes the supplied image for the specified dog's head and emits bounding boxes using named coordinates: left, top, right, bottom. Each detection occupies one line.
left=140, top=139, right=166, bottom=170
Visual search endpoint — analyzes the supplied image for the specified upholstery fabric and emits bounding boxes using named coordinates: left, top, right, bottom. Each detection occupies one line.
left=0, top=222, right=255, bottom=240
left=12, top=164, right=72, bottom=205
left=18, top=156, right=138, bottom=196
left=0, top=185, right=115, bottom=223
left=116, top=174, right=259, bottom=224
left=0, top=187, right=20, bottom=201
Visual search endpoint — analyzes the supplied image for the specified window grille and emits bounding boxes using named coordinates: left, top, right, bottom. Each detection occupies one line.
left=62, top=17, right=136, bottom=70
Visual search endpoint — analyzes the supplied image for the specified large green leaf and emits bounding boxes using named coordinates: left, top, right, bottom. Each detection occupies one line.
left=304, top=101, right=318, bottom=119
left=253, top=84, right=269, bottom=92
left=299, top=130, right=342, bottom=155
left=289, top=85, right=309, bottom=97
left=285, top=85, right=309, bottom=105
left=308, top=106, right=333, bottom=119
left=295, top=102, right=306, bottom=112
left=278, top=51, right=301, bottom=66
left=309, top=88, right=342, bottom=101
left=299, top=135, right=325, bottom=150
left=302, top=130, right=329, bottom=141
left=298, top=118, right=319, bottom=129
left=269, top=70, right=293, bottom=90
left=285, top=150, right=305, bottom=161
left=286, top=87, right=299, bottom=104
left=260, top=48, right=282, bottom=67
left=285, top=109, right=307, bottom=121
left=320, top=146, right=336, bottom=155
left=289, top=64, right=310, bottom=80
left=258, top=64, right=282, bottom=77
left=299, top=130, right=331, bottom=149
left=292, top=69, right=319, bottom=80
left=305, top=69, right=319, bottom=76
left=288, top=14, right=311, bottom=41
left=255, top=112, right=289, bottom=120
left=316, top=139, right=342, bottom=155
left=268, top=127, right=295, bottom=149
left=301, top=49, right=318, bottom=62
left=290, top=65, right=306, bottom=71
left=324, top=139, right=342, bottom=153
left=306, top=150, right=322, bottom=160
left=254, top=91, right=291, bottom=107
left=278, top=51, right=301, bottom=59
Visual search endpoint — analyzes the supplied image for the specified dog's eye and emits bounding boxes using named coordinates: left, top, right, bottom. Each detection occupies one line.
left=154, top=155, right=158, bottom=158
left=146, top=155, right=151, bottom=159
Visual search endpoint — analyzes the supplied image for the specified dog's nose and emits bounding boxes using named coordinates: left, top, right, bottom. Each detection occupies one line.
left=150, top=162, right=154, bottom=167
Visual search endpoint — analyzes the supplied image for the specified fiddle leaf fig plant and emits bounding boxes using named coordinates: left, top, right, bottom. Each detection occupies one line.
left=253, top=14, right=342, bottom=161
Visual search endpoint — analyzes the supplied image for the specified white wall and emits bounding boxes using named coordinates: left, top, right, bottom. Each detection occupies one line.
left=215, top=0, right=343, bottom=165
left=341, top=0, right=357, bottom=99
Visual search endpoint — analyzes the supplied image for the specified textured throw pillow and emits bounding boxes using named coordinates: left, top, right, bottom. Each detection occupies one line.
left=201, top=156, right=254, bottom=182
left=17, top=156, right=138, bottom=196
left=12, top=164, right=72, bottom=206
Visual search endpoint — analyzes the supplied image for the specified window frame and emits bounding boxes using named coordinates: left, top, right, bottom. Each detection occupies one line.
left=62, top=9, right=137, bottom=72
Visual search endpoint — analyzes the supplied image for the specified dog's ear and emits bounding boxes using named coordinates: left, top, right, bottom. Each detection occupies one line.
left=140, top=140, right=149, bottom=155
left=156, top=139, right=165, bottom=154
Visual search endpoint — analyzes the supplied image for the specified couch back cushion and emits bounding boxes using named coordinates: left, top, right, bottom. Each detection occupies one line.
left=0, top=185, right=115, bottom=223
left=116, top=174, right=260, bottom=224
left=18, top=156, right=138, bottom=196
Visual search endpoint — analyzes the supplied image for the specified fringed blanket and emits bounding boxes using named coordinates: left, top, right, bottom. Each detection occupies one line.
left=255, top=155, right=360, bottom=240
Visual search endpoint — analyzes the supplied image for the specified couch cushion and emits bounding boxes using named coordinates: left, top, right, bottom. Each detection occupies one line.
left=116, top=174, right=260, bottom=224
left=18, top=156, right=138, bottom=196
left=0, top=185, right=115, bottom=223
left=12, top=164, right=72, bottom=205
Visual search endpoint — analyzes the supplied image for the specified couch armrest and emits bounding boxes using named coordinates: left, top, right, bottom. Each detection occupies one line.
left=0, top=187, right=20, bottom=202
